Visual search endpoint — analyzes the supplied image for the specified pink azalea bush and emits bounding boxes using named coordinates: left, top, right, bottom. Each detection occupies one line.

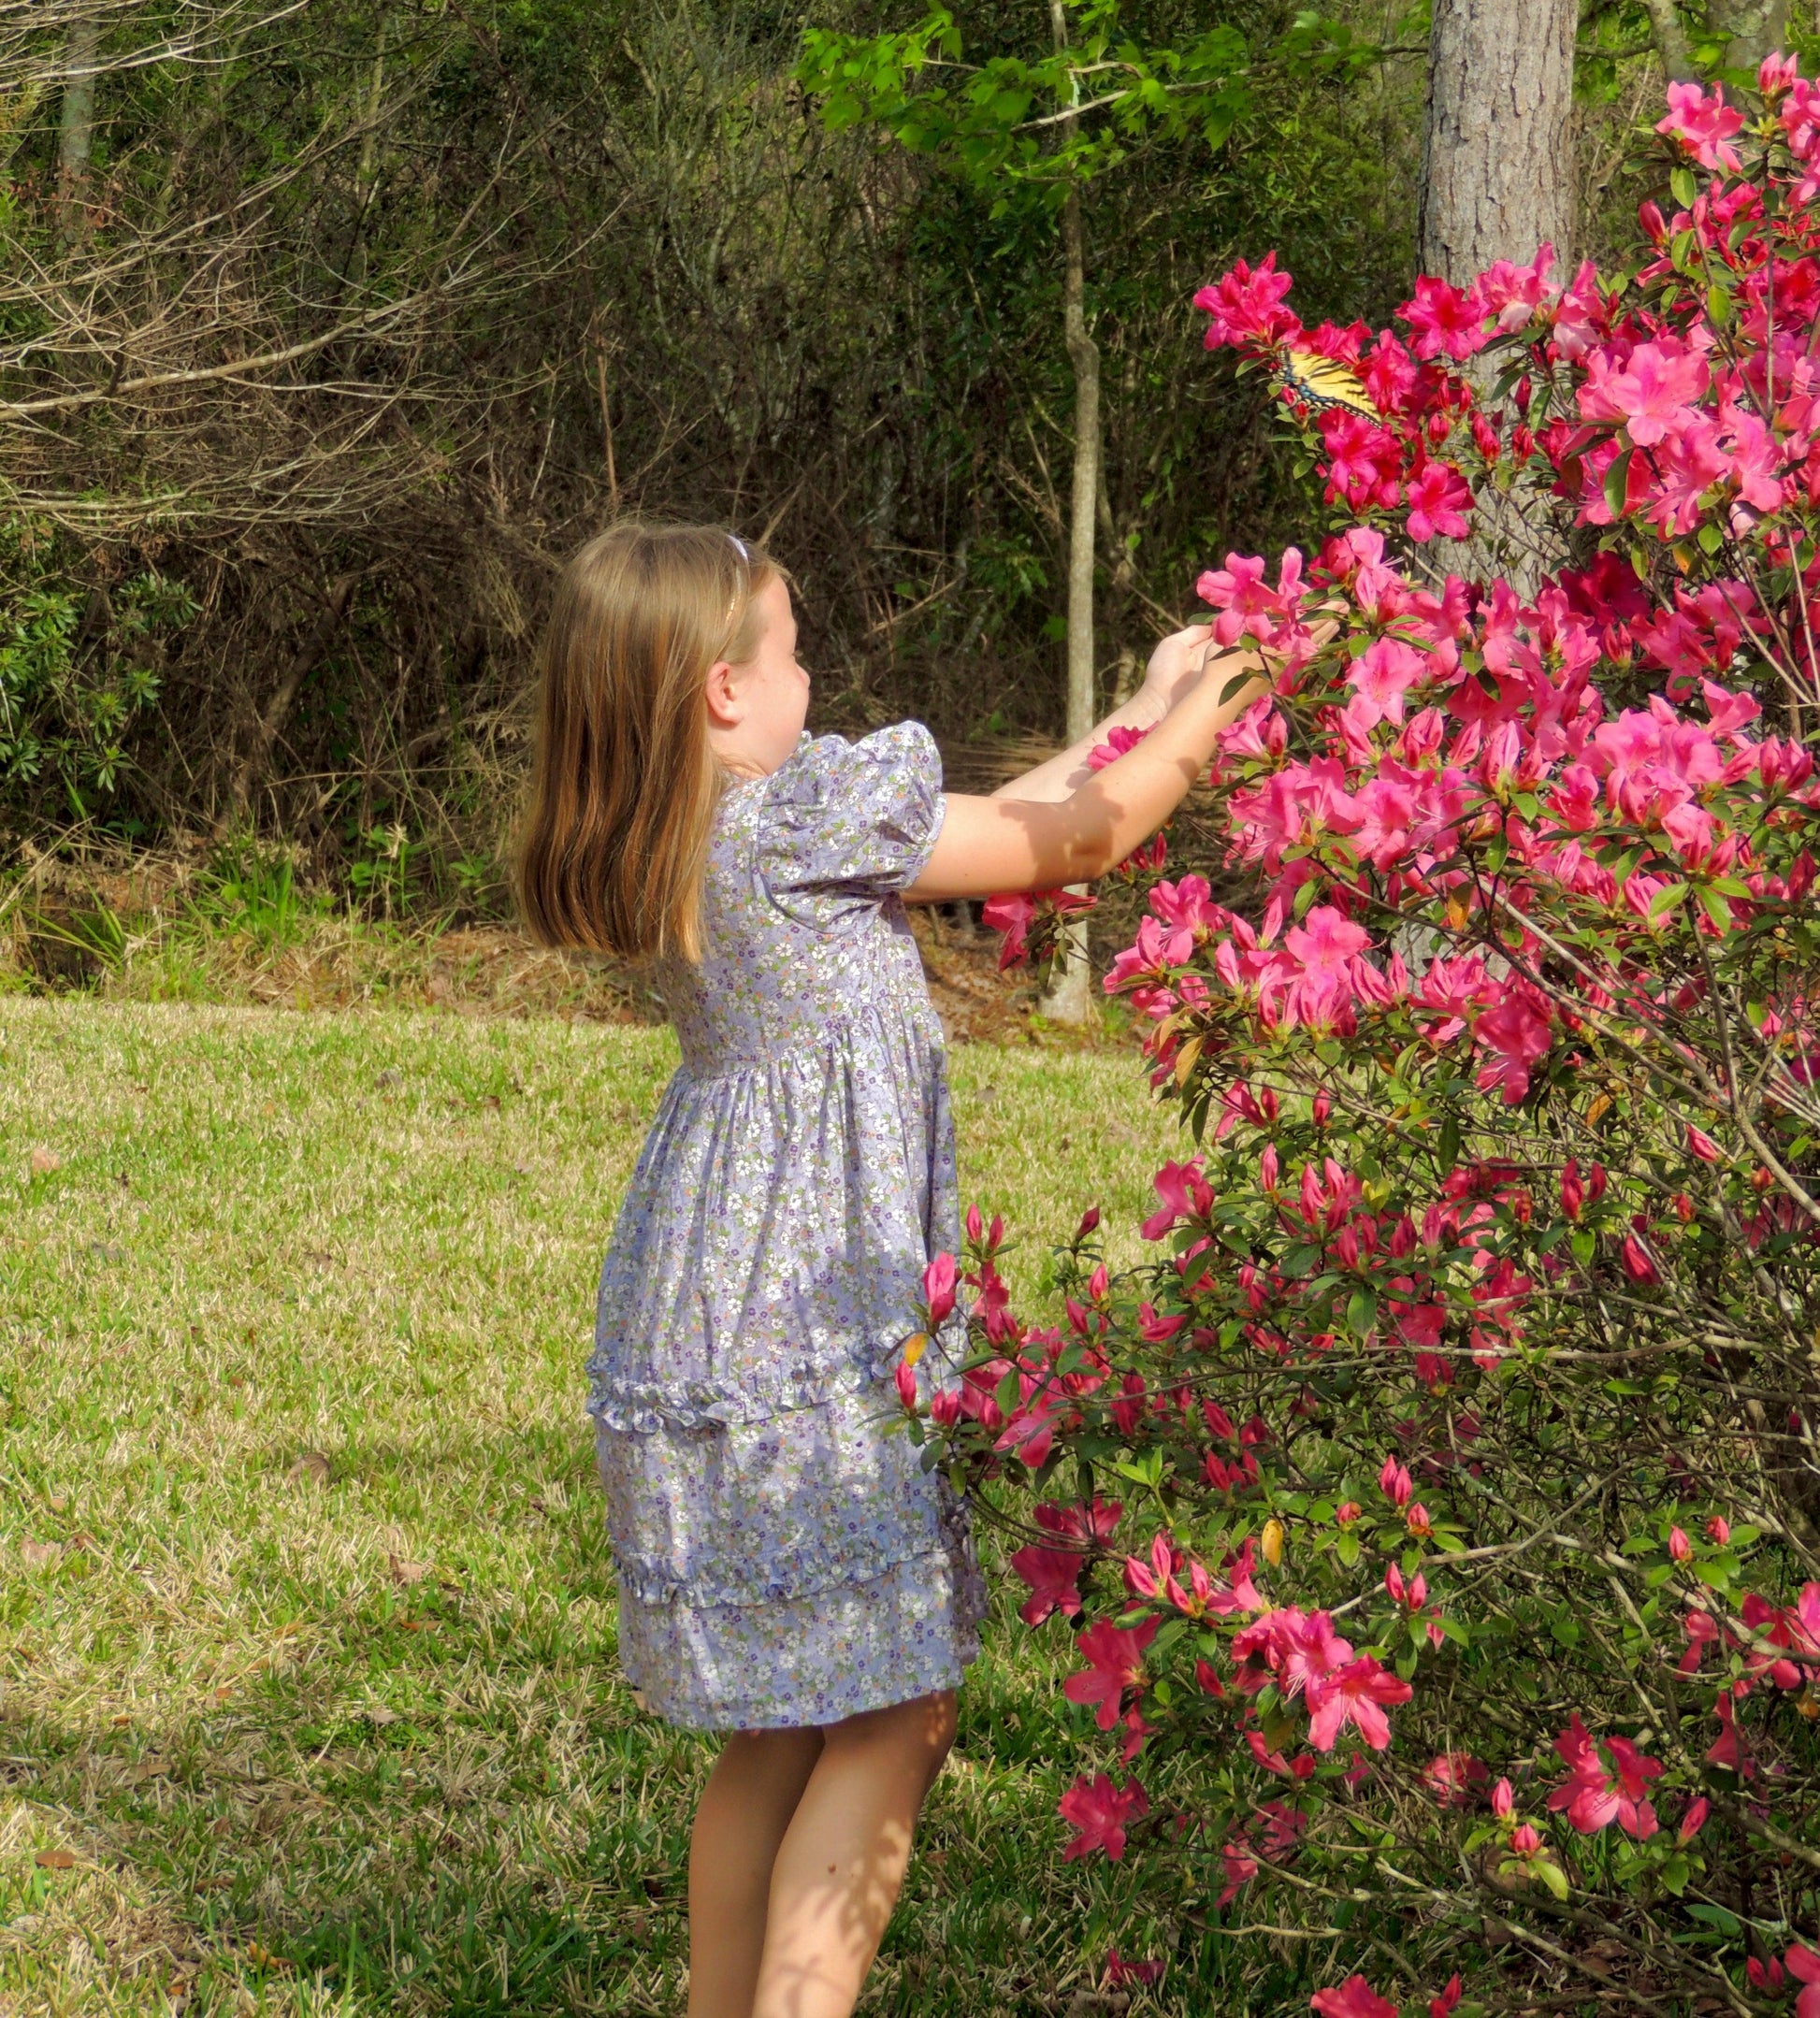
left=908, top=61, right=1820, bottom=2014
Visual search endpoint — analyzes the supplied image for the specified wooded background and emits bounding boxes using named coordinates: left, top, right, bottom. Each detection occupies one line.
left=0, top=0, right=1805, bottom=902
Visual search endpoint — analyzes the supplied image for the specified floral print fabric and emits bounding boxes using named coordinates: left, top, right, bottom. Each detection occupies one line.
left=590, top=722, right=985, bottom=1730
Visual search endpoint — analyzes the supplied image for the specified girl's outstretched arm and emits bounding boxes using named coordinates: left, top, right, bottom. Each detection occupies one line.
left=904, top=648, right=1267, bottom=904
left=984, top=621, right=1239, bottom=806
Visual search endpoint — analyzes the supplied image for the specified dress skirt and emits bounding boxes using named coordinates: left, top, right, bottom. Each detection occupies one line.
left=587, top=723, right=987, bottom=1731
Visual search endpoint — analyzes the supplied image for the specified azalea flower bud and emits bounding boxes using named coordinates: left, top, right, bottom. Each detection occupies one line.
left=966, top=1204, right=983, bottom=1244
left=929, top=1390, right=962, bottom=1428
left=1510, top=1822, right=1542, bottom=1857
left=1513, top=372, right=1534, bottom=415
left=1335, top=1501, right=1362, bottom=1526
left=1587, top=1162, right=1609, bottom=1204
left=1406, top=1502, right=1434, bottom=1537
left=1560, top=1159, right=1585, bottom=1222
left=1671, top=1192, right=1695, bottom=1222
left=1706, top=1516, right=1730, bottom=1544
left=1687, top=1125, right=1721, bottom=1162
left=1312, top=1090, right=1332, bottom=1125
left=1638, top=199, right=1667, bottom=244
left=1668, top=1525, right=1693, bottom=1561
left=1679, top=1795, right=1711, bottom=1842
left=894, top=1361, right=920, bottom=1412
left=1076, top=1204, right=1101, bottom=1240
left=1491, top=1778, right=1513, bottom=1818
left=1379, top=1456, right=1414, bottom=1506
left=1621, top=1232, right=1663, bottom=1287
left=923, top=1252, right=959, bottom=1327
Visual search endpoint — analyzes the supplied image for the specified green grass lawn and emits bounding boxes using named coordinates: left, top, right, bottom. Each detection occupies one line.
left=0, top=1001, right=1195, bottom=2018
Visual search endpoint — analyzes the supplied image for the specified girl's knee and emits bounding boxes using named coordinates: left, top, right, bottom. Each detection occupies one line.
left=827, top=1690, right=957, bottom=1767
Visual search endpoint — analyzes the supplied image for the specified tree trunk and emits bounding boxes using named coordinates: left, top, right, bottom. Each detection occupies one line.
left=1420, top=0, right=1577, bottom=594
left=1710, top=0, right=1791, bottom=77
left=56, top=18, right=100, bottom=236
left=1041, top=0, right=1102, bottom=1026
left=1639, top=0, right=1697, bottom=79
left=1419, top=0, right=1578, bottom=284
left=217, top=577, right=358, bottom=834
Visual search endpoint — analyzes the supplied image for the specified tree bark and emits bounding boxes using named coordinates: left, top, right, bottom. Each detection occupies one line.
left=1710, top=0, right=1791, bottom=77
left=1042, top=0, right=1102, bottom=1025
left=217, top=577, right=357, bottom=834
left=1420, top=0, right=1577, bottom=595
left=1639, top=0, right=1697, bottom=79
left=1419, top=0, right=1579, bottom=285
left=56, top=18, right=100, bottom=237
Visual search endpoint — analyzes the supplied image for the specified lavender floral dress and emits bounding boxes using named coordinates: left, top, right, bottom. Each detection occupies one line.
left=589, top=722, right=986, bottom=1730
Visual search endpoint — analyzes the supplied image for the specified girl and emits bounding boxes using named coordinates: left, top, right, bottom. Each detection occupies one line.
left=518, top=522, right=1265, bottom=2018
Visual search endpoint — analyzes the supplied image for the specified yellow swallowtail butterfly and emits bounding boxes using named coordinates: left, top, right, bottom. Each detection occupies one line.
left=1275, top=347, right=1379, bottom=419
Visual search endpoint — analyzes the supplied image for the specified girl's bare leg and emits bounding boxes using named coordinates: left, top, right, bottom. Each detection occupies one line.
left=687, top=1727, right=825, bottom=2018
left=752, top=1691, right=957, bottom=2018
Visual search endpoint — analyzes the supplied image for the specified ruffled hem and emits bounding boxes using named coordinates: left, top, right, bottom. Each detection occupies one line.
left=614, top=1542, right=986, bottom=1731
left=586, top=1313, right=966, bottom=1433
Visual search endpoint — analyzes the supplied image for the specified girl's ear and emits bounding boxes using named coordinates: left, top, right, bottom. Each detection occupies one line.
left=703, top=656, right=743, bottom=728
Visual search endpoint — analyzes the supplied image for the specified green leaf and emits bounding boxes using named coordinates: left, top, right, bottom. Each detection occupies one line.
left=1345, top=1287, right=1378, bottom=1337
left=1336, top=1530, right=1361, bottom=1568
left=1437, top=1115, right=1462, bottom=1175
left=1696, top=884, right=1733, bottom=932
left=1670, top=166, right=1697, bottom=208
left=1687, top=1902, right=1741, bottom=1937
left=1603, top=448, right=1634, bottom=520
left=1647, top=881, right=1689, bottom=921
left=1535, top=1858, right=1570, bottom=1902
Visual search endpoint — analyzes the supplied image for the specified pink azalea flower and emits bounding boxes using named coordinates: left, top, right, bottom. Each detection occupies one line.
left=1194, top=253, right=1299, bottom=351
left=1141, top=1156, right=1214, bottom=1241
left=1478, top=244, right=1556, bottom=332
left=1306, top=1654, right=1413, bottom=1751
left=1656, top=80, right=1744, bottom=173
left=1058, top=1772, right=1148, bottom=1861
left=1401, top=274, right=1489, bottom=362
left=1311, top=1974, right=1401, bottom=2018
left=1063, top=1616, right=1159, bottom=1730
left=1546, top=1714, right=1662, bottom=1838
left=1578, top=338, right=1711, bottom=447
left=1784, top=1942, right=1820, bottom=2018
left=1472, top=989, right=1554, bottom=1104
left=1405, top=459, right=1474, bottom=542
left=1347, top=639, right=1429, bottom=727
left=1644, top=415, right=1731, bottom=535
left=1008, top=1544, right=1084, bottom=1626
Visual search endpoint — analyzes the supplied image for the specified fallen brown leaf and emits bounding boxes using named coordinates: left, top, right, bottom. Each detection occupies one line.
left=359, top=1705, right=398, bottom=1726
left=388, top=1554, right=431, bottom=1586
left=286, top=1451, right=331, bottom=1486
left=27, top=1146, right=61, bottom=1177
left=34, top=1850, right=75, bottom=1870
left=20, top=1540, right=63, bottom=1571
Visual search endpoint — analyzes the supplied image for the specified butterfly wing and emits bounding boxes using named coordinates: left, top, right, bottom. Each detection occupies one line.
left=1278, top=349, right=1379, bottom=418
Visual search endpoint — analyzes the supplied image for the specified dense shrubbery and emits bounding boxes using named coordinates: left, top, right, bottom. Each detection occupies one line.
left=905, top=59, right=1820, bottom=2013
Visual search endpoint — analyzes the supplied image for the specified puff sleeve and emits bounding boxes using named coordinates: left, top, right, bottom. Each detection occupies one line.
left=757, top=722, right=946, bottom=931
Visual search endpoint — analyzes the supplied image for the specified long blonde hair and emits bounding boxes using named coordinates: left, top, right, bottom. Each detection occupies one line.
left=517, top=521, right=780, bottom=961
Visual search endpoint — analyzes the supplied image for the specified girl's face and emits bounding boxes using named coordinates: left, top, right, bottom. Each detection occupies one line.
left=704, top=573, right=811, bottom=779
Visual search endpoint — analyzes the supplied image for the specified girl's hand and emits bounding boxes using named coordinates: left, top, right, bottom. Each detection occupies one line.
left=1139, top=622, right=1216, bottom=711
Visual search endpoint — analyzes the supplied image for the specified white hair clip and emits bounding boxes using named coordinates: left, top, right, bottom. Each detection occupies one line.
left=727, top=533, right=750, bottom=563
